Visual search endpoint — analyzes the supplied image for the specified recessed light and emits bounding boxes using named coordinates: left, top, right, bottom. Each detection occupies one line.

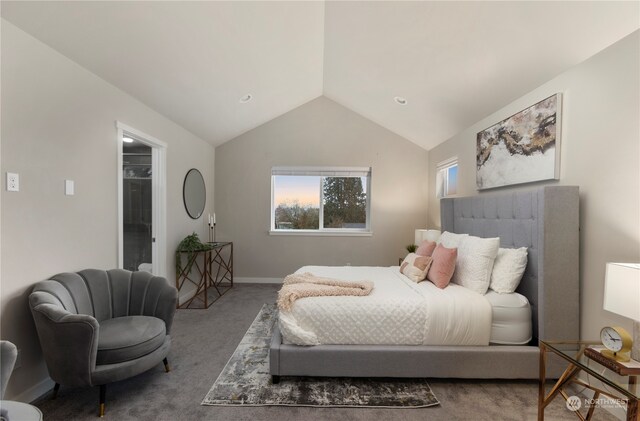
left=239, top=94, right=253, bottom=103
left=394, top=96, right=408, bottom=105
left=122, top=137, right=134, bottom=143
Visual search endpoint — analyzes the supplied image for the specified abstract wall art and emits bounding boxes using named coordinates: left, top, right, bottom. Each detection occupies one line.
left=476, top=94, right=562, bottom=190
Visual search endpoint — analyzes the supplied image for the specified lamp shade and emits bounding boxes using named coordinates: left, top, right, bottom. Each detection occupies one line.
left=603, top=263, right=640, bottom=321
left=414, top=229, right=442, bottom=245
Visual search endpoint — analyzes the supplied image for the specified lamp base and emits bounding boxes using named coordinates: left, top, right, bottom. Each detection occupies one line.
left=632, top=320, right=640, bottom=362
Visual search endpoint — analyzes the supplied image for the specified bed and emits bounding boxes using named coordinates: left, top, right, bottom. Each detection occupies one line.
left=279, top=265, right=494, bottom=346
left=270, top=185, right=579, bottom=380
left=279, top=265, right=536, bottom=347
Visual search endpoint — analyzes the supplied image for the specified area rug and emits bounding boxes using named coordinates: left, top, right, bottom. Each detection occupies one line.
left=202, top=304, right=440, bottom=408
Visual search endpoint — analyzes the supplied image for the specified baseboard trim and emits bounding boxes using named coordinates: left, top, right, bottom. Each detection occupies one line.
left=234, top=277, right=282, bottom=284
left=12, top=376, right=55, bottom=404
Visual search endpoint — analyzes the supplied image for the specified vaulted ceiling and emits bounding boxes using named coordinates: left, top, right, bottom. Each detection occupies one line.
left=2, top=1, right=639, bottom=150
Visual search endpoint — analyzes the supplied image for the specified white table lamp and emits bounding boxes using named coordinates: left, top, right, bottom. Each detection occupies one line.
left=603, top=263, right=640, bottom=361
left=414, top=229, right=442, bottom=245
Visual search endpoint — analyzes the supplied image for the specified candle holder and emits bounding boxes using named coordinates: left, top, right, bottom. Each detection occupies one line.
left=207, top=213, right=217, bottom=244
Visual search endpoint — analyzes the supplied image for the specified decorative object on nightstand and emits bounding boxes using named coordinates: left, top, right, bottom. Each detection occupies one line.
left=600, top=326, right=633, bottom=362
left=400, top=244, right=417, bottom=265
left=405, top=244, right=417, bottom=253
left=603, top=262, right=640, bottom=362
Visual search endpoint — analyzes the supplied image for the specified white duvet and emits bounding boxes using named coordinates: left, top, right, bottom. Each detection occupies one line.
left=278, top=266, right=492, bottom=346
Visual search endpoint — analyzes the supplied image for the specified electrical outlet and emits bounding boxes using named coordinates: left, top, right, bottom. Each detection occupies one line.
left=6, top=172, right=19, bottom=192
left=15, top=349, right=21, bottom=369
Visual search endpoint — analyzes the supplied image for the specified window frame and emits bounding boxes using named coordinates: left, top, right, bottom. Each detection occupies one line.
left=269, top=166, right=372, bottom=236
left=436, top=157, right=459, bottom=199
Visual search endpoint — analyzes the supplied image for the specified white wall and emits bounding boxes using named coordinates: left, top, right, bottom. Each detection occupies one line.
left=427, top=31, right=640, bottom=342
left=215, top=96, right=428, bottom=279
left=0, top=21, right=215, bottom=400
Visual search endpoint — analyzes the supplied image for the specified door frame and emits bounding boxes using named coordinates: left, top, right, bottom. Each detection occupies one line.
left=116, top=121, right=168, bottom=278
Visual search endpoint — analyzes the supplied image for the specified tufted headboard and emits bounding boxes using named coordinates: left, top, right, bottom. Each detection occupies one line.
left=441, top=185, right=580, bottom=344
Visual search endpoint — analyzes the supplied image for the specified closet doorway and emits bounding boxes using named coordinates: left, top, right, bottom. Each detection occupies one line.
left=116, top=122, right=167, bottom=277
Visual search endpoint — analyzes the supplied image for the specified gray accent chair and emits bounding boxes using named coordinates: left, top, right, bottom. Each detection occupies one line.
left=29, top=269, right=178, bottom=417
left=1, top=340, right=18, bottom=399
left=1, top=340, right=43, bottom=420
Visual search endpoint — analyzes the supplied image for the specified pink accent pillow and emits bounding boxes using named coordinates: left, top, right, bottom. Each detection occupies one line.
left=415, top=240, right=437, bottom=257
left=427, top=244, right=457, bottom=289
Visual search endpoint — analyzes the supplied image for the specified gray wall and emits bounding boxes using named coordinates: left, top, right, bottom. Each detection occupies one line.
left=1, top=21, right=215, bottom=400
left=215, top=96, right=428, bottom=279
left=427, top=31, right=640, bottom=341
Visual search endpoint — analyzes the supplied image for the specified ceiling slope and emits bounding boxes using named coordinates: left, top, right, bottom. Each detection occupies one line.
left=323, top=1, right=640, bottom=149
left=1, top=1, right=325, bottom=146
left=3, top=1, right=639, bottom=149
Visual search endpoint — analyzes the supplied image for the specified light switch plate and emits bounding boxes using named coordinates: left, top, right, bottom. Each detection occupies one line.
left=65, top=180, right=75, bottom=196
left=7, top=172, right=19, bottom=192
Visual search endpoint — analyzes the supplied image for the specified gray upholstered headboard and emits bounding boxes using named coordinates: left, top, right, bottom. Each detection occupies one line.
left=441, top=185, right=580, bottom=344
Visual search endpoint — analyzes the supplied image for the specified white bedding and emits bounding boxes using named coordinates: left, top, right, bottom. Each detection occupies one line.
left=278, top=266, right=492, bottom=346
left=485, top=290, right=532, bottom=345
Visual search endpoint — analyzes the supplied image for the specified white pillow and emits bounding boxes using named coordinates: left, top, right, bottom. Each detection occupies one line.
left=489, top=247, right=528, bottom=294
left=400, top=253, right=434, bottom=283
left=438, top=231, right=469, bottom=248
left=450, top=235, right=500, bottom=295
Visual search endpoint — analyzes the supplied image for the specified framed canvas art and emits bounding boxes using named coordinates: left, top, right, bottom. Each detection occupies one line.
left=476, top=93, right=562, bottom=190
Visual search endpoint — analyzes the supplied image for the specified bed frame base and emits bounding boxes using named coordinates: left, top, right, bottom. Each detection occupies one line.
left=270, top=326, right=566, bottom=379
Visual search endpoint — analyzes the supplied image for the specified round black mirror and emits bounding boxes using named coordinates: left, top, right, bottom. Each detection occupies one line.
left=183, top=169, right=206, bottom=219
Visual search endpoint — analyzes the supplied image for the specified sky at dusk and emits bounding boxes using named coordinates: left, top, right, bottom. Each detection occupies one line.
left=274, top=176, right=320, bottom=207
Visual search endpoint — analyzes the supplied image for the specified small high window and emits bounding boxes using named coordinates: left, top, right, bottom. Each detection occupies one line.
left=436, top=158, right=458, bottom=198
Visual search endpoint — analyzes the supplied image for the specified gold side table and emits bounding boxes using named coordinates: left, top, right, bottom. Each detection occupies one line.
left=539, top=340, right=639, bottom=421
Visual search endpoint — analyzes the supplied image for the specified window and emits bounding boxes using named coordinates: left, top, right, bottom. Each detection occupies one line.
left=436, top=158, right=458, bottom=198
left=271, top=167, right=371, bottom=235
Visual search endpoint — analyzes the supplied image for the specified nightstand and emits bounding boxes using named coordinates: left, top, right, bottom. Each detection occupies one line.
left=539, top=340, right=639, bottom=420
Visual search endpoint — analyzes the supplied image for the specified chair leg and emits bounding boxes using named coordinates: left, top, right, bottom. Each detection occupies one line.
left=163, top=357, right=171, bottom=373
left=51, top=383, right=60, bottom=400
left=98, top=385, right=106, bottom=418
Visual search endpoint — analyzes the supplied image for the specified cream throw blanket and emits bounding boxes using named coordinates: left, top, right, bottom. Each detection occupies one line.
left=277, top=272, right=374, bottom=311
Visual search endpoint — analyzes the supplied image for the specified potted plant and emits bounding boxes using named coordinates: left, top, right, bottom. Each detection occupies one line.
left=175, top=233, right=213, bottom=277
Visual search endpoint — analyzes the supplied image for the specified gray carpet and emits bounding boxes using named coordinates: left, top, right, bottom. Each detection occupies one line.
left=33, top=284, right=616, bottom=420
left=202, top=304, right=438, bottom=408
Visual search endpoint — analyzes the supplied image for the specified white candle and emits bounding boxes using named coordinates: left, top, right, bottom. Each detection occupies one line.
left=213, top=213, right=216, bottom=224
left=208, top=214, right=211, bottom=226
